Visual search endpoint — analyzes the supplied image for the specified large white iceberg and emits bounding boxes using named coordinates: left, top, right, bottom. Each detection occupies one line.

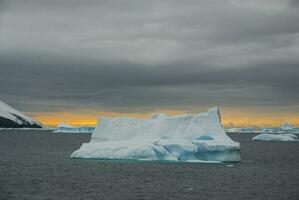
left=71, top=107, right=241, bottom=162
left=53, top=123, right=94, bottom=133
left=252, top=133, right=298, bottom=142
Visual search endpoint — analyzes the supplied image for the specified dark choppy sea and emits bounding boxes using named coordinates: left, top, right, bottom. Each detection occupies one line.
left=0, top=130, right=298, bottom=200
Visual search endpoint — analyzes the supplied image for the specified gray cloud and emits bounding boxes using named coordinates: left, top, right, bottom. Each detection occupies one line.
left=0, top=0, right=299, bottom=115
left=290, top=0, right=299, bottom=7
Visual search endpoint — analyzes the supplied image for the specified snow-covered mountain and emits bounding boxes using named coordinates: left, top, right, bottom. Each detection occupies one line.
left=0, top=101, right=44, bottom=128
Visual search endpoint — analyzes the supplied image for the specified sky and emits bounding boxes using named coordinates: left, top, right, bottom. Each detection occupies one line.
left=0, top=0, right=299, bottom=127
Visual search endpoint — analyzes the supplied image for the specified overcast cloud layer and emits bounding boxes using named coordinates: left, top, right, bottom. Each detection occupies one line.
left=0, top=0, right=299, bottom=114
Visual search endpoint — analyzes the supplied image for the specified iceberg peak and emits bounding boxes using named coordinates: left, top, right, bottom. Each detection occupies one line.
left=281, top=122, right=293, bottom=131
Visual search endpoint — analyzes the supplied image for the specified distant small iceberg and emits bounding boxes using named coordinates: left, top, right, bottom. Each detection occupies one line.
left=226, top=121, right=299, bottom=134
left=280, top=122, right=299, bottom=134
left=53, top=123, right=94, bottom=133
left=252, top=133, right=298, bottom=142
left=281, top=122, right=293, bottom=131
left=260, top=127, right=281, bottom=134
left=225, top=127, right=262, bottom=134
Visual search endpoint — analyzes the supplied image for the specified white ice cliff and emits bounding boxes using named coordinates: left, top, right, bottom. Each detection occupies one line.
left=71, top=107, right=241, bottom=162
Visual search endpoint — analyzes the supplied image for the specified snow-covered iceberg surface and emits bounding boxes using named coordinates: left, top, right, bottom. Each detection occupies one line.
left=252, top=133, right=298, bottom=142
left=0, top=100, right=44, bottom=128
left=53, top=123, right=94, bottom=133
left=71, top=107, right=241, bottom=163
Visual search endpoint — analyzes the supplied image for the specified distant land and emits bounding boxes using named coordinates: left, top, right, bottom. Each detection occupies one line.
left=0, top=101, right=43, bottom=128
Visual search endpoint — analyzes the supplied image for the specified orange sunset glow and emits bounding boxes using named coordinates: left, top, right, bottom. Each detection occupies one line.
left=30, top=110, right=299, bottom=128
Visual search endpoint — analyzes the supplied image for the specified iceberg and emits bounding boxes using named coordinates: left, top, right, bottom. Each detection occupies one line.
left=279, top=122, right=299, bottom=134
left=281, top=122, right=293, bottom=131
left=260, top=127, right=281, bottom=134
left=291, top=128, right=299, bottom=134
left=53, top=123, right=94, bottom=133
left=225, top=127, right=262, bottom=134
left=226, top=121, right=299, bottom=135
left=71, top=107, right=241, bottom=163
left=252, top=133, right=298, bottom=142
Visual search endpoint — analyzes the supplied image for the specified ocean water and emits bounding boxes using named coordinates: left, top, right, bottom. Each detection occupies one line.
left=0, top=130, right=298, bottom=200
